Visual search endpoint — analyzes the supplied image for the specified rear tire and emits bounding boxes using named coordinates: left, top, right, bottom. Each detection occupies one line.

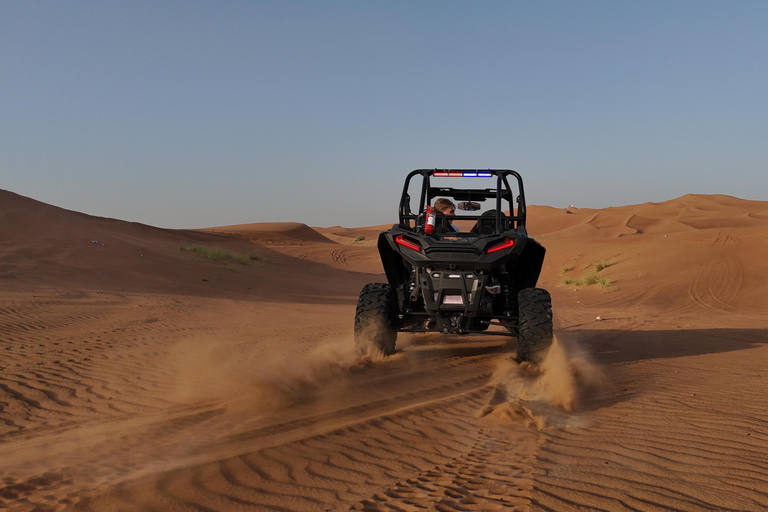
left=516, top=288, right=553, bottom=364
left=354, top=283, right=398, bottom=356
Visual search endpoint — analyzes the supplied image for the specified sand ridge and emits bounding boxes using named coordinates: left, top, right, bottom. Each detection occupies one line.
left=201, top=221, right=337, bottom=245
left=2, top=189, right=768, bottom=511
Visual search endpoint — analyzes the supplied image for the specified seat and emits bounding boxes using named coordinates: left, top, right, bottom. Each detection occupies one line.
left=433, top=211, right=456, bottom=234
left=471, top=210, right=506, bottom=234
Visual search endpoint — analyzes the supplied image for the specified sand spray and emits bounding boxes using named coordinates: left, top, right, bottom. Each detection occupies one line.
left=480, top=335, right=606, bottom=429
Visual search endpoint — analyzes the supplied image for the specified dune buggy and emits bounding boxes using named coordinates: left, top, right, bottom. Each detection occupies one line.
left=354, top=169, right=553, bottom=363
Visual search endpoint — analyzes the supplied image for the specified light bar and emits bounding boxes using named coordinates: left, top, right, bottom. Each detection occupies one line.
left=487, top=238, right=516, bottom=254
left=431, top=171, right=494, bottom=178
left=395, top=235, right=421, bottom=252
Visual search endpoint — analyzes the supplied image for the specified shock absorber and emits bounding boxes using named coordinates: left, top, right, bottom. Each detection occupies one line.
left=408, top=267, right=419, bottom=301
left=498, top=268, right=513, bottom=314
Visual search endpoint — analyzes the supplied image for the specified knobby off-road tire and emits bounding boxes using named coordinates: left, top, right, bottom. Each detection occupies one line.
left=354, top=283, right=398, bottom=356
left=516, top=287, right=553, bottom=364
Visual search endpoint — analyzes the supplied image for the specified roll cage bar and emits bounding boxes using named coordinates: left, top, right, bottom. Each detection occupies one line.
left=398, top=169, right=527, bottom=234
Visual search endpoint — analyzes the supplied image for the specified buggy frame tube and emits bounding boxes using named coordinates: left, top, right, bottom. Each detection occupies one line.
left=419, top=171, right=430, bottom=215
left=496, top=173, right=503, bottom=233
left=397, top=169, right=528, bottom=230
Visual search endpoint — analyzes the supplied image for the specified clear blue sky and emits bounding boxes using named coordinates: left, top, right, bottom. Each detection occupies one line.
left=2, top=1, right=767, bottom=229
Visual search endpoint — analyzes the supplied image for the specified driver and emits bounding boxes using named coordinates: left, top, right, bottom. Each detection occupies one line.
left=434, top=198, right=460, bottom=232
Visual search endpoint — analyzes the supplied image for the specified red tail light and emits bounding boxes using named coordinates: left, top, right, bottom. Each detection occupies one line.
left=395, top=235, right=422, bottom=252
left=487, top=238, right=515, bottom=254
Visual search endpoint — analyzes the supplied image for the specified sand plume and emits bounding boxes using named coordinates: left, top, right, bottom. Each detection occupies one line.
left=243, top=337, right=364, bottom=412
left=480, top=337, right=605, bottom=429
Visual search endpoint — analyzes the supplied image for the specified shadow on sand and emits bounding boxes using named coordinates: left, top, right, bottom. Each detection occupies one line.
left=558, top=327, right=768, bottom=365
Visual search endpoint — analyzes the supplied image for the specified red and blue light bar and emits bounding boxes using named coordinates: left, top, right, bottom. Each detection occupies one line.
left=433, top=171, right=493, bottom=178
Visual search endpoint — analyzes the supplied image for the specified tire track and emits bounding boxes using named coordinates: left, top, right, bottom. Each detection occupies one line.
left=78, top=385, right=519, bottom=512
left=332, top=249, right=349, bottom=268
left=350, top=419, right=539, bottom=511
left=688, top=233, right=743, bottom=313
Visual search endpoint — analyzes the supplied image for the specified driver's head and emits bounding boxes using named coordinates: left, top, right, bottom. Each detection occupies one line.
left=434, top=198, right=456, bottom=216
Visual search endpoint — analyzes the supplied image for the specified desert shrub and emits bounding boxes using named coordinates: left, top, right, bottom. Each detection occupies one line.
left=561, top=256, right=617, bottom=289
left=595, top=258, right=615, bottom=272
left=596, top=275, right=613, bottom=288
left=562, top=270, right=613, bottom=289
left=180, top=245, right=260, bottom=264
left=353, top=235, right=366, bottom=242
left=582, top=271, right=600, bottom=286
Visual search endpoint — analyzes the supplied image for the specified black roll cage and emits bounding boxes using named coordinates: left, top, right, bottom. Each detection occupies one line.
left=397, top=169, right=527, bottom=234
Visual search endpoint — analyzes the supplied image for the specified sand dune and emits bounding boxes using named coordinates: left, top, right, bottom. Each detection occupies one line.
left=528, top=194, right=768, bottom=238
left=2, top=190, right=768, bottom=511
left=314, top=224, right=394, bottom=244
left=202, top=221, right=336, bottom=244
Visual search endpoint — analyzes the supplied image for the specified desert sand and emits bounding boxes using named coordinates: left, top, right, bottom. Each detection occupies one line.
left=2, top=188, right=768, bottom=511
